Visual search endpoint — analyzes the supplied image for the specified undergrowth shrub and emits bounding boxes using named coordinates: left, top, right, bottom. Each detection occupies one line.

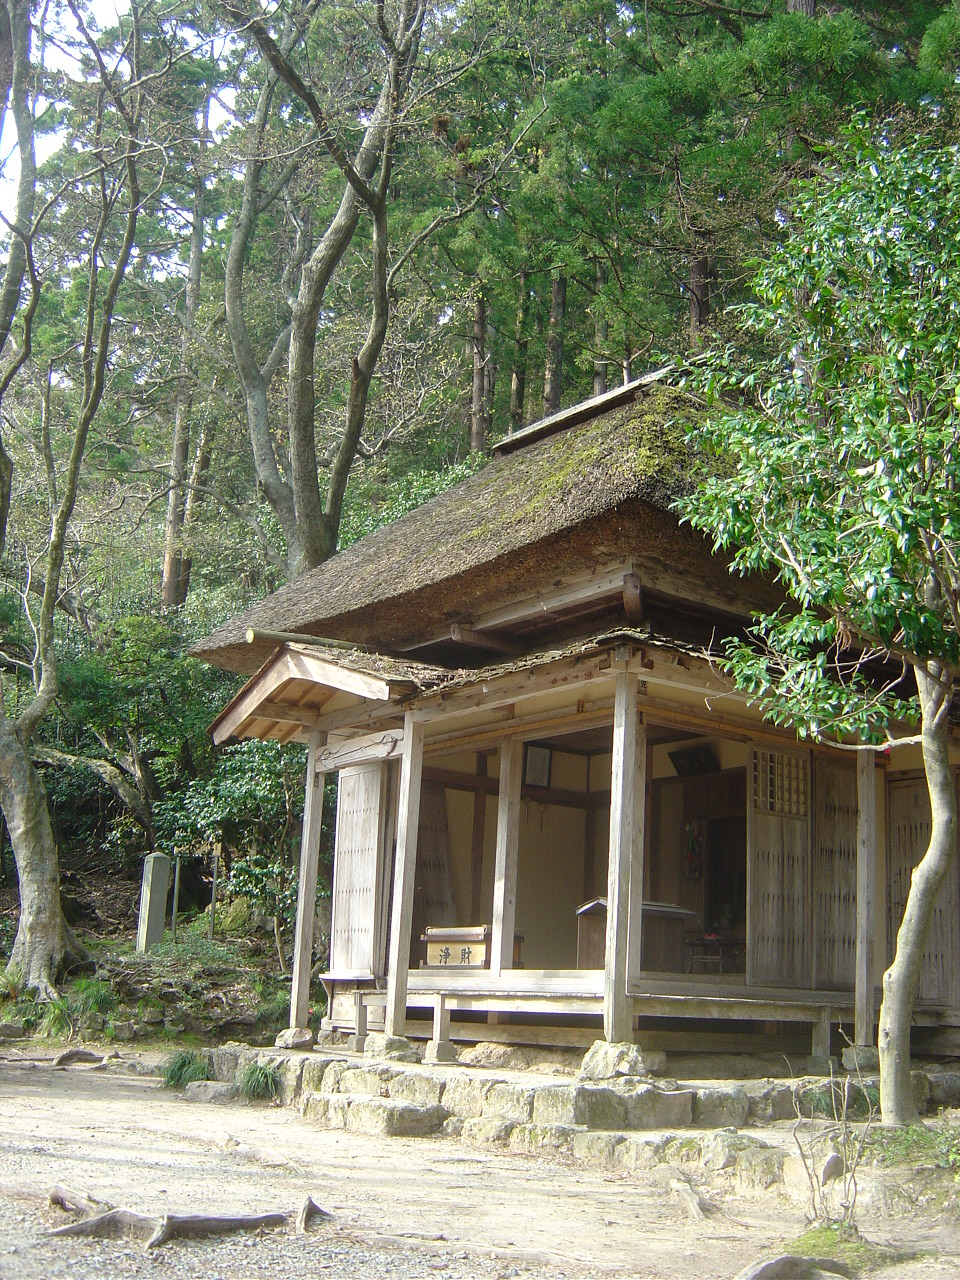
left=163, top=1050, right=210, bottom=1088
left=240, top=1061, right=279, bottom=1101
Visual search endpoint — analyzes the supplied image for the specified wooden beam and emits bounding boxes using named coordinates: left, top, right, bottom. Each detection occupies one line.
left=626, top=714, right=648, bottom=985
left=491, top=738, right=523, bottom=977
left=289, top=731, right=326, bottom=1030
left=254, top=700, right=321, bottom=729
left=470, top=755, right=488, bottom=920
left=212, top=652, right=299, bottom=744
left=450, top=623, right=523, bottom=657
left=284, top=649, right=394, bottom=701
left=313, top=698, right=398, bottom=735
left=422, top=763, right=603, bottom=811
left=605, top=671, right=640, bottom=1043
left=424, top=701, right=614, bottom=755
left=623, top=573, right=644, bottom=626
left=383, top=716, right=425, bottom=1038
left=316, top=729, right=404, bottom=773
left=411, top=653, right=611, bottom=719
left=855, top=750, right=878, bottom=1047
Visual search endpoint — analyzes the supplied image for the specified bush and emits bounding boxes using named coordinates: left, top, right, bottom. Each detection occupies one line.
left=240, top=1061, right=280, bottom=1101
left=72, top=977, right=113, bottom=1016
left=39, top=998, right=72, bottom=1039
left=163, top=1050, right=210, bottom=1089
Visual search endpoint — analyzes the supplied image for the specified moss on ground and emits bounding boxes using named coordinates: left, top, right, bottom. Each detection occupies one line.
left=787, top=1223, right=914, bottom=1275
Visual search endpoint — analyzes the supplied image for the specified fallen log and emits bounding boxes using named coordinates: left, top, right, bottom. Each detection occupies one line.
left=49, top=1186, right=113, bottom=1217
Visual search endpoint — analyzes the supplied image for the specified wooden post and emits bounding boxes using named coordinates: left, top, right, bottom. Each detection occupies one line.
left=208, top=840, right=220, bottom=941
left=384, top=715, right=425, bottom=1039
left=170, top=851, right=181, bottom=942
left=626, top=714, right=647, bottom=983
left=469, top=754, right=488, bottom=920
left=855, top=749, right=878, bottom=1047
left=491, top=737, right=523, bottom=977
left=605, top=670, right=640, bottom=1043
left=289, top=731, right=326, bottom=1031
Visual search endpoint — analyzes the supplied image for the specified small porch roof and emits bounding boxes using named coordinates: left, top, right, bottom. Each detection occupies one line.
left=209, top=628, right=712, bottom=747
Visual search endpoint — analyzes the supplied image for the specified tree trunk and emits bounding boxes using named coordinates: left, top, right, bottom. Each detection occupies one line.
left=593, top=261, right=608, bottom=397
left=543, top=275, right=566, bottom=416
left=509, top=272, right=529, bottom=433
left=878, top=662, right=957, bottom=1124
left=470, top=291, right=486, bottom=451
left=161, top=114, right=207, bottom=609
left=787, top=0, right=815, bottom=14
left=0, top=715, right=88, bottom=996
left=622, top=337, right=632, bottom=385
left=689, top=255, right=711, bottom=346
left=175, top=418, right=213, bottom=603
left=483, top=313, right=496, bottom=444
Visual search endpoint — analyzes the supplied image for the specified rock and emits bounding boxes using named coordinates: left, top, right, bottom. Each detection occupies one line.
left=579, top=1040, right=666, bottom=1081
left=508, top=1123, right=578, bottom=1154
left=140, top=1006, right=164, bottom=1026
left=806, top=1055, right=839, bottom=1077
left=737, top=1146, right=786, bottom=1190
left=531, top=1084, right=625, bottom=1130
left=927, top=1071, right=960, bottom=1110
left=0, top=1022, right=25, bottom=1040
left=300, top=1092, right=350, bottom=1129
left=460, top=1117, right=515, bottom=1145
left=692, top=1086, right=749, bottom=1129
left=618, top=1083, right=693, bottom=1130
left=207, top=1046, right=243, bottom=1084
left=319, top=1061, right=347, bottom=1093
left=912, top=1069, right=931, bottom=1115
left=442, top=1115, right=465, bottom=1138
left=700, top=1130, right=768, bottom=1172
left=733, top=1255, right=850, bottom=1280
left=300, top=1056, right=339, bottom=1094
left=164, top=1019, right=186, bottom=1035
left=110, top=1020, right=136, bottom=1042
left=840, top=1044, right=879, bottom=1073
left=388, top=1071, right=446, bottom=1107
left=571, top=1130, right=627, bottom=1167
left=339, top=1064, right=400, bottom=1097
left=183, top=1081, right=239, bottom=1104
left=275, top=1026, right=315, bottom=1050
left=345, top=1098, right=446, bottom=1138
left=362, top=1033, right=420, bottom=1062
left=821, top=1152, right=845, bottom=1185
left=442, top=1073, right=492, bottom=1119
left=612, top=1133, right=671, bottom=1171
left=481, top=1082, right=535, bottom=1123
left=745, top=1081, right=796, bottom=1123
left=457, top=1042, right=531, bottom=1070
left=423, top=1039, right=459, bottom=1064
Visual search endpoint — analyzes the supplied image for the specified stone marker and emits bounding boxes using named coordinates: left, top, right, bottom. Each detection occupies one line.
left=136, top=852, right=170, bottom=953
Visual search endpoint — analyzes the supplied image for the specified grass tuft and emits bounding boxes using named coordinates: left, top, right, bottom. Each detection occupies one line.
left=38, top=997, right=72, bottom=1039
left=163, top=1049, right=210, bottom=1089
left=240, top=1061, right=280, bottom=1101
left=72, top=976, right=114, bottom=1016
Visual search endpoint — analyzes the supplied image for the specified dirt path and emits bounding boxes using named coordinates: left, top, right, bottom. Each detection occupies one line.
left=0, top=1057, right=955, bottom=1280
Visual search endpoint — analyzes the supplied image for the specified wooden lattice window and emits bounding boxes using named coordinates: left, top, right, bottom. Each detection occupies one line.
left=753, top=750, right=807, bottom=817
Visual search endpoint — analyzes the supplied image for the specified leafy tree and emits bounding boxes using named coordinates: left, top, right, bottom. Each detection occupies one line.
left=681, top=113, right=960, bottom=1125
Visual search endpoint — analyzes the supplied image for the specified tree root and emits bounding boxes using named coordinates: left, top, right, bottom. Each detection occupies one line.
left=48, top=1185, right=328, bottom=1250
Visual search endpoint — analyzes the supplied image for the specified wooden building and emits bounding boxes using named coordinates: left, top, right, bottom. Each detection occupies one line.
left=194, top=375, right=960, bottom=1058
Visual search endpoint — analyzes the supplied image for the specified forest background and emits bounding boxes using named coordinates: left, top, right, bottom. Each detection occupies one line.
left=2, top=0, right=960, bottom=989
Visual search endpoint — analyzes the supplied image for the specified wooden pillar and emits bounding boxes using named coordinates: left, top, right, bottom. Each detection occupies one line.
left=491, top=738, right=523, bottom=976
left=384, top=715, right=425, bottom=1038
left=290, top=731, right=326, bottom=1030
left=626, top=714, right=647, bottom=983
left=469, top=754, right=488, bottom=920
left=605, top=670, right=640, bottom=1043
left=855, top=749, right=878, bottom=1047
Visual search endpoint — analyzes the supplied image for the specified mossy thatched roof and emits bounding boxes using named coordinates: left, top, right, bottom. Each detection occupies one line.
left=193, top=382, right=702, bottom=674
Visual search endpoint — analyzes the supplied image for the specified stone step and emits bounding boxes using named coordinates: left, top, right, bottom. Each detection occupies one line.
left=300, top=1090, right=447, bottom=1137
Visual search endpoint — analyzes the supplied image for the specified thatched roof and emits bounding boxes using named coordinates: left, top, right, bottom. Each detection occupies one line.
left=193, top=377, right=707, bottom=674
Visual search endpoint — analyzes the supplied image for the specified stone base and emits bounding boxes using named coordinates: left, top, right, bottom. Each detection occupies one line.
left=423, top=1038, right=459, bottom=1064
left=579, top=1040, right=666, bottom=1081
left=841, top=1045, right=879, bottom=1073
left=275, top=1026, right=315, bottom=1050
left=362, top=1032, right=420, bottom=1062
left=346, top=1034, right=367, bottom=1053
left=806, top=1054, right=839, bottom=1077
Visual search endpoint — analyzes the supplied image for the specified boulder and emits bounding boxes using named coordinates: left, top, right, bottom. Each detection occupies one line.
left=744, top=1081, right=796, bottom=1123
left=362, top=1033, right=420, bottom=1062
left=388, top=1071, right=446, bottom=1107
left=442, top=1115, right=465, bottom=1138
left=736, top=1145, right=786, bottom=1190
left=508, top=1123, right=578, bottom=1154
left=345, top=1098, right=447, bottom=1138
left=141, top=1007, right=164, bottom=1026
left=338, top=1064, right=400, bottom=1097
left=700, top=1130, right=769, bottom=1172
left=571, top=1130, right=627, bottom=1167
left=457, top=1042, right=531, bottom=1070
left=183, top=1080, right=239, bottom=1104
left=110, top=1020, right=136, bottom=1042
left=442, top=1073, right=493, bottom=1119
left=481, top=1082, right=535, bottom=1123
left=733, top=1255, right=849, bottom=1280
left=0, top=1022, right=25, bottom=1040
left=579, top=1040, right=666, bottom=1081
left=275, top=1026, right=315, bottom=1050
left=300, top=1092, right=350, bottom=1129
left=460, top=1117, right=515, bottom=1145
left=840, top=1044, right=879, bottom=1073
left=692, top=1086, right=749, bottom=1129
left=618, top=1083, right=693, bottom=1130
left=301, top=1056, right=340, bottom=1094
left=423, top=1039, right=459, bottom=1064
left=927, top=1071, right=960, bottom=1110
left=207, top=1046, right=243, bottom=1083
left=612, top=1133, right=671, bottom=1171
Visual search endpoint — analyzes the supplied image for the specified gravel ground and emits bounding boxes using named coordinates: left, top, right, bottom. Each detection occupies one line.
left=2, top=1052, right=956, bottom=1280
